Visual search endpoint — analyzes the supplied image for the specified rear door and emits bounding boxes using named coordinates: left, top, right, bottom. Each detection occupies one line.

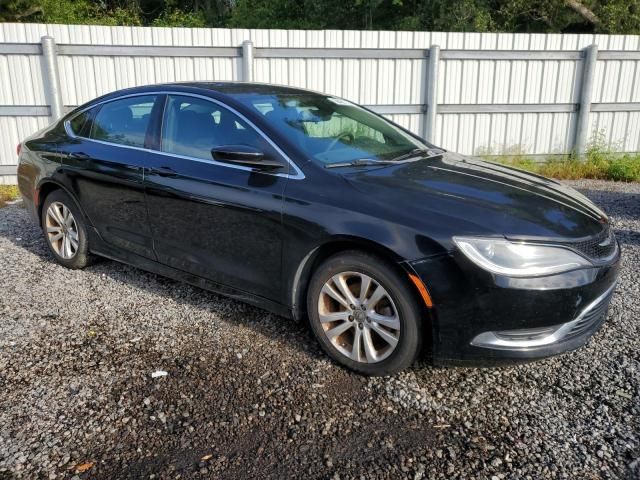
left=144, top=94, right=291, bottom=301
left=59, top=94, right=163, bottom=260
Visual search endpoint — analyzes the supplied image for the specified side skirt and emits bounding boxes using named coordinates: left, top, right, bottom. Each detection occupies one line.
left=87, top=227, right=293, bottom=319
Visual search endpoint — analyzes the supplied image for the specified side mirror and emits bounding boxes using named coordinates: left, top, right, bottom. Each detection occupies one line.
left=211, top=145, right=285, bottom=170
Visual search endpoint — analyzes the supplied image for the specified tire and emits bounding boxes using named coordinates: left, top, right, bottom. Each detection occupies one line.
left=41, top=189, right=94, bottom=269
left=307, top=250, right=422, bottom=376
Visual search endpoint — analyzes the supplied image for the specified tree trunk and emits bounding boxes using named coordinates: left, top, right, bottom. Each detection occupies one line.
left=7, top=5, right=43, bottom=20
left=565, top=0, right=601, bottom=27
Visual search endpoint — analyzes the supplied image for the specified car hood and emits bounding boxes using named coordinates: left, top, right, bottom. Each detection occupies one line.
left=344, top=152, right=608, bottom=241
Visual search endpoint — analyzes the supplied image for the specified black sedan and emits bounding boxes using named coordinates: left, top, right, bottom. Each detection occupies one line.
left=17, top=83, right=620, bottom=376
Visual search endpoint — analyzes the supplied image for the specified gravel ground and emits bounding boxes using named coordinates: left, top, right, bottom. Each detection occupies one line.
left=0, top=179, right=638, bottom=480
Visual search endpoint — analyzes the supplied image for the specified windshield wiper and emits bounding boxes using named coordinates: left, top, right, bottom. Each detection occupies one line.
left=390, top=147, right=445, bottom=162
left=325, top=148, right=446, bottom=169
left=325, top=158, right=396, bottom=169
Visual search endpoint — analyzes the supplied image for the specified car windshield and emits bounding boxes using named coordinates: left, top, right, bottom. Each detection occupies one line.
left=235, top=93, right=432, bottom=165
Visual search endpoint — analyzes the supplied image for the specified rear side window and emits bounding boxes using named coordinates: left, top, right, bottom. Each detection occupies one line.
left=90, top=95, right=157, bottom=148
left=161, top=95, right=272, bottom=161
left=68, top=110, right=91, bottom=136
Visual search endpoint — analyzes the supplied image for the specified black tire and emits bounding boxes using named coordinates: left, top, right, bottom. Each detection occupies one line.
left=307, top=250, right=422, bottom=376
left=41, top=189, right=94, bottom=269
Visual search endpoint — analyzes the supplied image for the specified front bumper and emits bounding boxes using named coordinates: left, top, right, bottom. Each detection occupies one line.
left=410, top=245, right=620, bottom=366
left=468, top=281, right=614, bottom=355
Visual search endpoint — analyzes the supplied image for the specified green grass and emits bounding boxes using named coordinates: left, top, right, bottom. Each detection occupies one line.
left=0, top=185, right=20, bottom=208
left=491, top=148, right=640, bottom=183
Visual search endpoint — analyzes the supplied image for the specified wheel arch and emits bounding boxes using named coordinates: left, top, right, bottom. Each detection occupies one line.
left=290, top=235, right=427, bottom=322
left=36, top=180, right=90, bottom=228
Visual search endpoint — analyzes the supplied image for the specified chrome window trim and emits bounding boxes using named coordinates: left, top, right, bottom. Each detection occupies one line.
left=63, top=90, right=305, bottom=180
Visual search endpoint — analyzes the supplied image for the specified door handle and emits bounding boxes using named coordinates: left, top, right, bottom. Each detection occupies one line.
left=68, top=152, right=90, bottom=160
left=149, top=166, right=177, bottom=177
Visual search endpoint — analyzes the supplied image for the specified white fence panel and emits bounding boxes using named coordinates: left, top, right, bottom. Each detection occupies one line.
left=0, top=23, right=639, bottom=184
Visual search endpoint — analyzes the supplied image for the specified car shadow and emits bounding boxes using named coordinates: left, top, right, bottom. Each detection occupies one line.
left=0, top=203, right=326, bottom=362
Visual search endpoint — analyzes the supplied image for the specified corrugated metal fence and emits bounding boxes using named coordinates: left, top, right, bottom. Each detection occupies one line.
left=1, top=23, right=639, bottom=184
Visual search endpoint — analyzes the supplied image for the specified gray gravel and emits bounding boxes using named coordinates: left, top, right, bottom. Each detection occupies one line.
left=0, top=179, right=638, bottom=479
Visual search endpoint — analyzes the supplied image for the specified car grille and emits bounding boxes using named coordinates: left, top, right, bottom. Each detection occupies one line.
left=559, top=224, right=617, bottom=262
left=565, top=287, right=614, bottom=339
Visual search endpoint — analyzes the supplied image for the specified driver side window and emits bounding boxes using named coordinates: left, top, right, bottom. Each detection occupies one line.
left=161, top=95, right=268, bottom=161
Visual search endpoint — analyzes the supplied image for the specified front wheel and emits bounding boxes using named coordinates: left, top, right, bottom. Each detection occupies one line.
left=307, top=251, right=423, bottom=376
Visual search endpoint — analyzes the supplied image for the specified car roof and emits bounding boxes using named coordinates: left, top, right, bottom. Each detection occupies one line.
left=65, top=82, right=329, bottom=123
left=177, top=82, right=318, bottom=95
left=114, top=82, right=321, bottom=98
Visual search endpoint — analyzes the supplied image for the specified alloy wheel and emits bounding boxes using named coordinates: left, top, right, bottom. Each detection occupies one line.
left=317, top=271, right=400, bottom=363
left=45, top=201, right=79, bottom=259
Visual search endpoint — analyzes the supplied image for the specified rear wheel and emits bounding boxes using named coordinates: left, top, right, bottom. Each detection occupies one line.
left=41, top=190, right=94, bottom=269
left=307, top=251, right=422, bottom=376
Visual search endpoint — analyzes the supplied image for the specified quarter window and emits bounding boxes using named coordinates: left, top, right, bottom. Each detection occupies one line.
left=90, top=95, right=157, bottom=148
left=161, top=95, right=270, bottom=161
left=68, top=110, right=91, bottom=136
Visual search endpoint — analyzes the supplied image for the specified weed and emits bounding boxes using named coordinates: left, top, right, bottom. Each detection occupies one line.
left=0, top=185, right=20, bottom=208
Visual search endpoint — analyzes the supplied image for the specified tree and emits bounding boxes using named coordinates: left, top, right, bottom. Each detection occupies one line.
left=0, top=0, right=43, bottom=21
left=495, top=0, right=640, bottom=33
left=1, top=0, right=638, bottom=34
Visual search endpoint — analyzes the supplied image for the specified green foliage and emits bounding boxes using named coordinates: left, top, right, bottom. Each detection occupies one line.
left=501, top=0, right=640, bottom=34
left=592, top=1, right=640, bottom=34
left=494, top=142, right=640, bottom=183
left=604, top=155, right=640, bottom=182
left=152, top=9, right=206, bottom=28
left=22, top=0, right=142, bottom=25
left=228, top=0, right=366, bottom=30
left=0, top=185, right=20, bottom=208
left=490, top=130, right=640, bottom=183
left=2, top=0, right=640, bottom=39
left=418, top=0, right=497, bottom=32
left=0, top=0, right=41, bottom=21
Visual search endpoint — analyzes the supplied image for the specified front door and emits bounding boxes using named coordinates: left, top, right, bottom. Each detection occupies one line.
left=59, top=94, right=162, bottom=260
left=144, top=94, right=291, bottom=301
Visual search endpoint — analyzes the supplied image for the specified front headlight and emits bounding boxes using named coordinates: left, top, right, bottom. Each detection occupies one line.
left=453, top=236, right=592, bottom=277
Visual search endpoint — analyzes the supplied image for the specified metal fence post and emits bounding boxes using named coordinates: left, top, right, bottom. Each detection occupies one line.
left=242, top=40, right=254, bottom=82
left=574, top=43, right=598, bottom=158
left=423, top=44, right=440, bottom=142
left=41, top=36, right=63, bottom=121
